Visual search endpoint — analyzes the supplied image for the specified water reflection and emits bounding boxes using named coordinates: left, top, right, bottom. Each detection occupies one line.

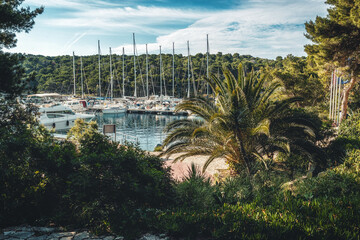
left=96, top=113, right=185, bottom=151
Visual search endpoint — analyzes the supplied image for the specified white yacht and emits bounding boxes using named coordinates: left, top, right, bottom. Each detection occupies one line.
left=64, top=99, right=88, bottom=112
left=102, top=102, right=127, bottom=114
left=38, top=104, right=95, bottom=131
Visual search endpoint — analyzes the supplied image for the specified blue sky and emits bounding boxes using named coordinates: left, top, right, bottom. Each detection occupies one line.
left=9, top=0, right=328, bottom=59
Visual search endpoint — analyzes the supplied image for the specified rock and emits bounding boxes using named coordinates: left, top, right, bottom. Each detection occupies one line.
left=4, top=231, right=34, bottom=239
left=103, top=237, right=115, bottom=240
left=3, top=231, right=16, bottom=236
left=32, top=227, right=56, bottom=234
left=73, top=231, right=90, bottom=240
left=60, top=237, right=74, bottom=240
left=114, top=237, right=124, bottom=240
left=28, top=236, right=48, bottom=240
left=16, top=227, right=34, bottom=232
left=138, top=233, right=162, bottom=240
left=48, top=232, right=75, bottom=239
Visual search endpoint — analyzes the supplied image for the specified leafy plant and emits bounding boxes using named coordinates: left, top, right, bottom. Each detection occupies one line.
left=162, top=65, right=322, bottom=175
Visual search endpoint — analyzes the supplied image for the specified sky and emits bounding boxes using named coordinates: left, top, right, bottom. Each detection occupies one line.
left=8, top=0, right=328, bottom=59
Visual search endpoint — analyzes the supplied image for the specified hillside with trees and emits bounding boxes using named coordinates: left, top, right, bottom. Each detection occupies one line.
left=23, top=53, right=276, bottom=98
left=2, top=0, right=360, bottom=239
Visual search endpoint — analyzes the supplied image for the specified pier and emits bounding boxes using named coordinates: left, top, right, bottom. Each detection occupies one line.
left=84, top=107, right=188, bottom=116
left=127, top=108, right=188, bottom=116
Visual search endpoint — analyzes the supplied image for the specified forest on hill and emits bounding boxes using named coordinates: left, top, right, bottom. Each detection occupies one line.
left=23, top=53, right=277, bottom=98
left=23, top=52, right=332, bottom=110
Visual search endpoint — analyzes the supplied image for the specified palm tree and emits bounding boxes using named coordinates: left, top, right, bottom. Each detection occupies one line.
left=161, top=65, right=322, bottom=175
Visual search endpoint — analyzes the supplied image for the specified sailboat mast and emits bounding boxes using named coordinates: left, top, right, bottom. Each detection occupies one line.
left=160, top=45, right=162, bottom=97
left=80, top=56, right=84, bottom=99
left=146, top=44, right=149, bottom=99
left=110, top=47, right=113, bottom=101
left=206, top=34, right=209, bottom=96
left=187, top=41, right=190, bottom=98
left=73, top=51, right=76, bottom=96
left=172, top=42, right=175, bottom=97
left=98, top=40, right=101, bottom=98
left=133, top=33, right=137, bottom=98
left=122, top=47, right=125, bottom=98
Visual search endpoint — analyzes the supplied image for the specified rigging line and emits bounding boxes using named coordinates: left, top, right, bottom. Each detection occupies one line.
left=150, top=66, right=156, bottom=96
left=135, top=47, right=146, bottom=97
left=114, top=62, right=123, bottom=98
left=112, top=60, right=119, bottom=98
left=104, top=80, right=110, bottom=100
left=98, top=40, right=102, bottom=98
left=160, top=46, right=167, bottom=96
left=74, top=64, right=81, bottom=96
left=198, top=56, right=205, bottom=94
left=189, top=54, right=197, bottom=96
left=82, top=63, right=90, bottom=96
left=124, top=58, right=128, bottom=97
left=66, top=81, right=71, bottom=95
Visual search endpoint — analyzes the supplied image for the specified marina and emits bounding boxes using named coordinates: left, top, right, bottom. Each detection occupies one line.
left=97, top=113, right=185, bottom=151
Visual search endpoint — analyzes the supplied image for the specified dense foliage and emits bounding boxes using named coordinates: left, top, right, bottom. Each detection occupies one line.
left=0, top=0, right=43, bottom=97
left=0, top=118, right=174, bottom=238
left=161, top=65, right=324, bottom=175
left=305, top=0, right=360, bottom=121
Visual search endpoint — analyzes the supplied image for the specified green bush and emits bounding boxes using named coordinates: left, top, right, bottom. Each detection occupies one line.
left=0, top=102, right=72, bottom=226
left=293, top=149, right=360, bottom=199
left=0, top=113, right=175, bottom=238
left=327, top=111, right=360, bottom=164
left=338, top=111, right=360, bottom=141
left=174, top=163, right=216, bottom=210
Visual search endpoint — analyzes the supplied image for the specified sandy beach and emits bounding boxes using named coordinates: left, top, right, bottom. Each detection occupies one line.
left=150, top=152, right=228, bottom=181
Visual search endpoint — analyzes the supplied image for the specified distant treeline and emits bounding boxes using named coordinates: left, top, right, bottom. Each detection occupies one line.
left=22, top=53, right=278, bottom=98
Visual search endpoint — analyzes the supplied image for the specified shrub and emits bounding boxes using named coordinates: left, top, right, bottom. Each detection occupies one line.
left=174, top=163, right=216, bottom=210
left=293, top=149, right=360, bottom=199
left=64, top=127, right=175, bottom=238
left=0, top=102, right=77, bottom=226
left=0, top=112, right=175, bottom=239
left=327, top=111, right=360, bottom=164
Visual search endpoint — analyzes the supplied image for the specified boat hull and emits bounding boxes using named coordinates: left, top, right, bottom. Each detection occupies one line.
left=102, top=108, right=127, bottom=114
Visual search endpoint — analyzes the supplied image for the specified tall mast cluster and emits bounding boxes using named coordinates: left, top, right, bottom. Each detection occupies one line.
left=72, top=34, right=211, bottom=99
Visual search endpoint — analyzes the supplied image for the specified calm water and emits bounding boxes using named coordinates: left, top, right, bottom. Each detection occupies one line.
left=96, top=113, right=185, bottom=151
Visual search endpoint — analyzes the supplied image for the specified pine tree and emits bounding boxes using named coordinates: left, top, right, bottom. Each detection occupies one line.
left=305, top=0, right=360, bottom=121
left=0, top=0, right=43, bottom=97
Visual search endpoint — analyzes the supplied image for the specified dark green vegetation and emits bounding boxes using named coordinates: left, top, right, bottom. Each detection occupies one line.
left=161, top=65, right=324, bottom=175
left=0, top=117, right=174, bottom=239
left=0, top=0, right=43, bottom=97
left=2, top=0, right=360, bottom=239
left=305, top=0, right=360, bottom=121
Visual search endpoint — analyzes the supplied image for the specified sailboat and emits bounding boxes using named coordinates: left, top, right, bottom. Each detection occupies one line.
left=102, top=47, right=127, bottom=115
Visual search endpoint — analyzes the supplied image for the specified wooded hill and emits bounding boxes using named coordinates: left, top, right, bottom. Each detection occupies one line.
left=22, top=53, right=277, bottom=98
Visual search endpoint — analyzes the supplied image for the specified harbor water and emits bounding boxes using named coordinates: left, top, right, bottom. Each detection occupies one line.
left=96, top=113, right=185, bottom=151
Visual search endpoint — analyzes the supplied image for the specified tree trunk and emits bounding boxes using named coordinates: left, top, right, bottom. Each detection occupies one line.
left=340, top=73, right=357, bottom=122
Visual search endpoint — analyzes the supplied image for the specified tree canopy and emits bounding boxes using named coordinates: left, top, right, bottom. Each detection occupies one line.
left=0, top=0, right=43, bottom=97
left=0, top=0, right=43, bottom=49
left=305, top=0, right=360, bottom=120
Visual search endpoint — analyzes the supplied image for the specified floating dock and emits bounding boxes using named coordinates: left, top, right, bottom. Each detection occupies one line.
left=127, top=108, right=188, bottom=116
left=84, top=107, right=188, bottom=116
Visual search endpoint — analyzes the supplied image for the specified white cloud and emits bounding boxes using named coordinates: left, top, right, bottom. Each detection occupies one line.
left=13, top=0, right=328, bottom=58
left=118, top=0, right=328, bottom=58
